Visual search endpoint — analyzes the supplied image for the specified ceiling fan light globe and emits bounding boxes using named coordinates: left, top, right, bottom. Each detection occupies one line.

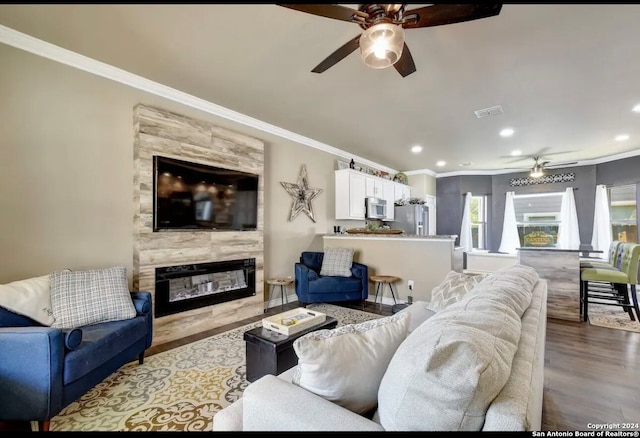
left=359, top=23, right=404, bottom=69
left=530, top=165, right=544, bottom=178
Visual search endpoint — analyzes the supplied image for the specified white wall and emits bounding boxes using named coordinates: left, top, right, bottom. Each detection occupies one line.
left=408, top=173, right=437, bottom=199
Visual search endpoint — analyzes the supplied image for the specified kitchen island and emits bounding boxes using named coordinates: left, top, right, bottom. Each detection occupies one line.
left=517, top=247, right=585, bottom=322
left=323, top=233, right=461, bottom=304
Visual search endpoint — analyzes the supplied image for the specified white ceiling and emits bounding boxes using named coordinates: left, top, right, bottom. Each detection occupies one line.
left=1, top=4, right=640, bottom=175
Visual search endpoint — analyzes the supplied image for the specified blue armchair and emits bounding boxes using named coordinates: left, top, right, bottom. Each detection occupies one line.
left=0, top=291, right=153, bottom=431
left=295, top=251, right=368, bottom=306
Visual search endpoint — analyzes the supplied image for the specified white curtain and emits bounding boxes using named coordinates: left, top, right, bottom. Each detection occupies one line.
left=591, top=184, right=612, bottom=259
left=556, top=187, right=581, bottom=249
left=460, top=192, right=473, bottom=252
left=499, top=191, right=520, bottom=254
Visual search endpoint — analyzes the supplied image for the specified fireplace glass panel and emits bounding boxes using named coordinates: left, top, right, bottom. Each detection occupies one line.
left=168, top=269, right=248, bottom=303
left=155, top=258, right=256, bottom=317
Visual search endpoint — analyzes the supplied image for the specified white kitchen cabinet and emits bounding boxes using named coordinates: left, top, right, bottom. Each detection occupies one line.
left=335, top=170, right=366, bottom=219
left=383, top=180, right=395, bottom=221
left=335, top=169, right=403, bottom=220
left=365, top=176, right=383, bottom=198
left=394, top=182, right=410, bottom=202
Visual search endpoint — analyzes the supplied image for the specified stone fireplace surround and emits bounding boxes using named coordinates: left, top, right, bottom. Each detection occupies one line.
left=133, top=104, right=264, bottom=347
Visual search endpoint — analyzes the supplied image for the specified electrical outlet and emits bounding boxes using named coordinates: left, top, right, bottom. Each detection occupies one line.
left=408, top=280, right=414, bottom=290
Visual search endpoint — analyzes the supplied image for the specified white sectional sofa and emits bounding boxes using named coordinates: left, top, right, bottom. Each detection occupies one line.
left=213, top=264, right=548, bottom=431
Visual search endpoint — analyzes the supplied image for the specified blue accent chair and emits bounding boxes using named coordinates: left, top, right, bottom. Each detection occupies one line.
left=295, top=251, right=368, bottom=306
left=0, top=291, right=153, bottom=431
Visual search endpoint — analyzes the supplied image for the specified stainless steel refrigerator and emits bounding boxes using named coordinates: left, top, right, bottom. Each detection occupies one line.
left=394, top=204, right=430, bottom=235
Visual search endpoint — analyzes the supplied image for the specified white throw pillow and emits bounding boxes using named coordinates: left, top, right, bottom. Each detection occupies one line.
left=427, top=270, right=487, bottom=312
left=292, top=311, right=410, bottom=414
left=0, top=274, right=55, bottom=326
left=319, top=247, right=354, bottom=277
left=377, top=264, right=537, bottom=431
left=50, top=266, right=136, bottom=329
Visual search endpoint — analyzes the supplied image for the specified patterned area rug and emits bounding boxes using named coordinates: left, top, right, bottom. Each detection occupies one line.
left=49, top=303, right=382, bottom=431
left=588, top=303, right=640, bottom=333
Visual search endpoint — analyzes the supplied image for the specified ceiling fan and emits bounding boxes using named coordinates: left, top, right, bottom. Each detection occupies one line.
left=506, top=156, right=579, bottom=178
left=278, top=4, right=503, bottom=77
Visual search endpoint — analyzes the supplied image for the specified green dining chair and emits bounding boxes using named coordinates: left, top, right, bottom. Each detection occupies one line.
left=580, top=240, right=621, bottom=270
left=581, top=243, right=640, bottom=322
left=580, top=241, right=627, bottom=313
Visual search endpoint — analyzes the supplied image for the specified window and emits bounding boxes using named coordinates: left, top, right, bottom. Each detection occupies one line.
left=608, top=185, right=637, bottom=243
left=514, top=192, right=564, bottom=247
left=470, top=195, right=487, bottom=249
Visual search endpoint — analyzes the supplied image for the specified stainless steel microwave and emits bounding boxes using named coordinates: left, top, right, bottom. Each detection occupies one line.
left=365, top=197, right=387, bottom=220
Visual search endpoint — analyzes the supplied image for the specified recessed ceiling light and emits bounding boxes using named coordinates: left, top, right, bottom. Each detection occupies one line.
left=632, top=104, right=640, bottom=113
left=459, top=162, right=473, bottom=167
left=511, top=150, right=522, bottom=156
left=436, top=161, right=446, bottom=167
left=411, top=145, right=423, bottom=153
left=500, top=128, right=515, bottom=137
left=615, top=134, right=629, bottom=142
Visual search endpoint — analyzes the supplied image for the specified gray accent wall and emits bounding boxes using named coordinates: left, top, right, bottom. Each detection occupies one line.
left=436, top=175, right=492, bottom=246
left=436, top=176, right=462, bottom=244
left=437, top=155, right=640, bottom=252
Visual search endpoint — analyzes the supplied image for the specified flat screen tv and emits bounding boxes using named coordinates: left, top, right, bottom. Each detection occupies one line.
left=153, top=156, right=259, bottom=231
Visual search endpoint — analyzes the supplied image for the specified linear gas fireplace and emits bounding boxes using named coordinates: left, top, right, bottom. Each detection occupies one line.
left=155, top=258, right=256, bottom=317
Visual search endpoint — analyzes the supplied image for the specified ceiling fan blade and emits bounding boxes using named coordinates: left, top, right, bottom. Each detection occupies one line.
left=311, top=34, right=361, bottom=74
left=503, top=156, right=534, bottom=164
left=545, top=161, right=578, bottom=168
left=502, top=166, right=530, bottom=171
left=277, top=4, right=367, bottom=23
left=402, top=4, right=503, bottom=29
left=394, top=43, right=417, bottom=77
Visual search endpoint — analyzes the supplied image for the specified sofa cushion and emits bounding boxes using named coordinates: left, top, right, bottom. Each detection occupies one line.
left=63, top=316, right=147, bottom=385
left=427, top=270, right=487, bottom=312
left=307, top=276, right=364, bottom=294
left=50, top=266, right=136, bottom=329
left=292, top=311, right=410, bottom=415
left=0, top=275, right=55, bottom=326
left=471, top=265, right=539, bottom=315
left=319, top=247, right=354, bottom=277
left=377, top=264, right=538, bottom=431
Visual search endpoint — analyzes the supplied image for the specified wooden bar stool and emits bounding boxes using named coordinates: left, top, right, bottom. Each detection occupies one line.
left=370, top=275, right=400, bottom=310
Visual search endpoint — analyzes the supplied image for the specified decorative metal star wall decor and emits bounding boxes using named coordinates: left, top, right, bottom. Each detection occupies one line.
left=280, top=164, right=323, bottom=223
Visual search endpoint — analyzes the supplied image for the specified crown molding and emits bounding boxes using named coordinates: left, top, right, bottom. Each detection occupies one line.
left=411, top=148, right=640, bottom=178
left=0, top=25, right=397, bottom=174
left=404, top=168, right=438, bottom=177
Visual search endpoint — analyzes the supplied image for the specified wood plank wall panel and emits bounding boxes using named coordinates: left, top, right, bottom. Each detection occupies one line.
left=519, top=250, right=581, bottom=322
left=133, top=104, right=265, bottom=347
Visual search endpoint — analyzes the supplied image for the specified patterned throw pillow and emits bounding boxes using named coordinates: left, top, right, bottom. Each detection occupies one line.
left=319, top=247, right=354, bottom=277
left=292, top=311, right=410, bottom=415
left=50, top=266, right=136, bottom=329
left=427, top=270, right=487, bottom=312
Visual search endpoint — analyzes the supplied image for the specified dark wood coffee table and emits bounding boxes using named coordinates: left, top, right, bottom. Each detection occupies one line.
left=244, top=316, right=338, bottom=382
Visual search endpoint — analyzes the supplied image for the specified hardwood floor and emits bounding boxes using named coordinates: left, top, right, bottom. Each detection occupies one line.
left=4, top=301, right=639, bottom=431
left=542, top=317, right=640, bottom=430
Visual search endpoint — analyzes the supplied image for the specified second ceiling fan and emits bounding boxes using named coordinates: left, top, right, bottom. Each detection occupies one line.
left=278, top=4, right=503, bottom=77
